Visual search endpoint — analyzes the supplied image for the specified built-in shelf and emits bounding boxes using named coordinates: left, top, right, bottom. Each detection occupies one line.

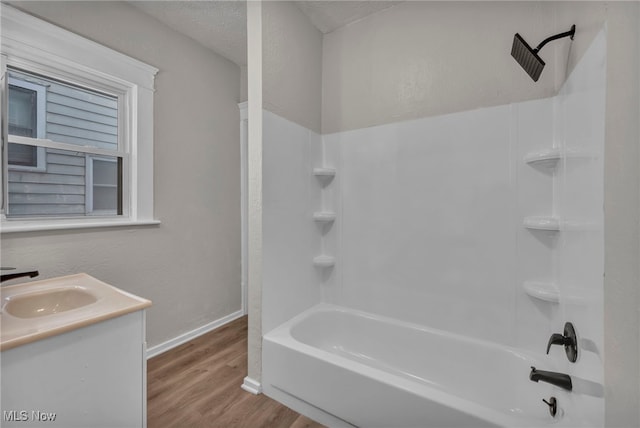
left=313, top=166, right=336, bottom=272
left=313, top=255, right=335, bottom=268
left=524, top=148, right=562, bottom=169
left=313, top=211, right=336, bottom=223
left=523, top=281, right=560, bottom=303
left=313, top=168, right=336, bottom=178
left=523, top=216, right=561, bottom=231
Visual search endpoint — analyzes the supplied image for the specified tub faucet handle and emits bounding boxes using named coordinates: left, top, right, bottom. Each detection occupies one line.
left=546, top=322, right=578, bottom=362
left=546, top=333, right=571, bottom=353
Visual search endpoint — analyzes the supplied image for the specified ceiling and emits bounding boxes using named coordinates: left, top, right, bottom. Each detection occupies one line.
left=294, top=1, right=400, bottom=34
left=130, top=1, right=402, bottom=66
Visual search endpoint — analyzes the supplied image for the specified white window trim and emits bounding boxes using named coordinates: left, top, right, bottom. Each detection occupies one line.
left=7, top=76, right=47, bottom=172
left=0, top=5, right=159, bottom=233
left=238, top=101, right=248, bottom=315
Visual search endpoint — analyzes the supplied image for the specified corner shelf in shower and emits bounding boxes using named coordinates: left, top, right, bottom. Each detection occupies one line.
left=313, top=211, right=336, bottom=223
left=313, top=167, right=336, bottom=177
left=524, top=148, right=562, bottom=169
left=523, top=281, right=560, bottom=303
left=523, top=216, right=561, bottom=231
left=313, top=255, right=335, bottom=268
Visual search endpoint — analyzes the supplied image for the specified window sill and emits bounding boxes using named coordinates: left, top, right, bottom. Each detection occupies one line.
left=1, top=218, right=161, bottom=234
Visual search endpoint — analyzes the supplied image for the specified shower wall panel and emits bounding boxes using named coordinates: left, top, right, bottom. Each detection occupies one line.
left=319, top=28, right=604, bottom=404
left=324, top=104, right=524, bottom=345
left=554, top=28, right=606, bottom=426
left=262, top=110, right=323, bottom=333
left=512, top=97, right=557, bottom=352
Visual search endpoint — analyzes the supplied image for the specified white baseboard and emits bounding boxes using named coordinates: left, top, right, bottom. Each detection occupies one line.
left=146, top=310, right=244, bottom=359
left=241, top=376, right=262, bottom=395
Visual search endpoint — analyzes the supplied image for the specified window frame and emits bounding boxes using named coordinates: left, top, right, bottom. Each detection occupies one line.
left=0, top=5, right=159, bottom=232
left=6, top=68, right=125, bottom=219
left=85, top=154, right=120, bottom=216
left=7, top=76, right=47, bottom=172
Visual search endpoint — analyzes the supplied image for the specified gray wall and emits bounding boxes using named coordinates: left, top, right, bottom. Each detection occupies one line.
left=1, top=1, right=242, bottom=349
left=595, top=4, right=640, bottom=427
left=321, top=1, right=562, bottom=133
left=320, top=1, right=612, bottom=135
left=263, top=1, right=322, bottom=133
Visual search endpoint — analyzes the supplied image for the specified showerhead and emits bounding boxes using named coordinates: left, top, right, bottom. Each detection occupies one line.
left=511, top=33, right=545, bottom=82
left=511, top=25, right=576, bottom=82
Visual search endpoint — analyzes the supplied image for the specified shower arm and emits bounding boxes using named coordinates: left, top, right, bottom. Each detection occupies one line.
left=534, top=25, right=576, bottom=53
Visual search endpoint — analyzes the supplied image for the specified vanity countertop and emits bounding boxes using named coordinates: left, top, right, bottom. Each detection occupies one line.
left=1, top=273, right=151, bottom=351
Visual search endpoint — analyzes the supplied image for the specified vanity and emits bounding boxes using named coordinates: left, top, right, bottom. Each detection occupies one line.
left=1, top=274, right=151, bottom=428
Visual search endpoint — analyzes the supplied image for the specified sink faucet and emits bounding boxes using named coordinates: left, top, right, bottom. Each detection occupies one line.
left=1, top=267, right=39, bottom=283
left=530, top=366, right=572, bottom=391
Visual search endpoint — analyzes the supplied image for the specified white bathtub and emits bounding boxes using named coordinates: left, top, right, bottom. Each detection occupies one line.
left=263, top=304, right=566, bottom=427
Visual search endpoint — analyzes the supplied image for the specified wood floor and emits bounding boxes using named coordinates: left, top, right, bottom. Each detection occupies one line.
left=147, top=316, right=325, bottom=428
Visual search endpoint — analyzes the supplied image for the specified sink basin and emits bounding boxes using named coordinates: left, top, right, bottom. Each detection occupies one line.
left=1, top=273, right=151, bottom=351
left=5, top=287, right=97, bottom=318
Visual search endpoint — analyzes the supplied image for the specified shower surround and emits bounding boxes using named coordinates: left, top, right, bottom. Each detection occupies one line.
left=261, top=15, right=605, bottom=428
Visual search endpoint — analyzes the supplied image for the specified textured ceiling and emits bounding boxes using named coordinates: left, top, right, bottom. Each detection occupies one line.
left=130, top=1, right=248, bottom=66
left=130, top=1, right=402, bottom=66
left=295, top=1, right=401, bottom=34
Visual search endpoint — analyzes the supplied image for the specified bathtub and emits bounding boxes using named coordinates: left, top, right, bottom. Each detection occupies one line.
left=263, top=304, right=566, bottom=427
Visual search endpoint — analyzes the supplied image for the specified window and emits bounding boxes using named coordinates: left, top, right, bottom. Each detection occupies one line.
left=1, top=5, right=158, bottom=232
left=86, top=155, right=120, bottom=216
left=6, top=70, right=122, bottom=218
left=7, top=77, right=46, bottom=171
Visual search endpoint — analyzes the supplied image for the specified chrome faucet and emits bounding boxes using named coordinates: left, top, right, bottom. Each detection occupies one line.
left=1, top=267, right=39, bottom=283
left=529, top=366, right=572, bottom=391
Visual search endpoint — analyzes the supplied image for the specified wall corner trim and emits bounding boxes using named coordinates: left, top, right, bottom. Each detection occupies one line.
left=241, top=376, right=263, bottom=395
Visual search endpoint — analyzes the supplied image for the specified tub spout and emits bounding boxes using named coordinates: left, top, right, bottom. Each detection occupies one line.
left=530, top=366, right=572, bottom=391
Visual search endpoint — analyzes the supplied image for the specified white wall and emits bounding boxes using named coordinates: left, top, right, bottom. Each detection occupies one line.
left=240, top=65, right=248, bottom=103
left=552, top=3, right=640, bottom=426
left=262, top=111, right=322, bottom=333
left=246, top=0, right=263, bottom=388
left=513, top=97, right=556, bottom=351
left=324, top=104, right=519, bottom=345
left=553, top=27, right=606, bottom=426
left=1, top=1, right=242, bottom=348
